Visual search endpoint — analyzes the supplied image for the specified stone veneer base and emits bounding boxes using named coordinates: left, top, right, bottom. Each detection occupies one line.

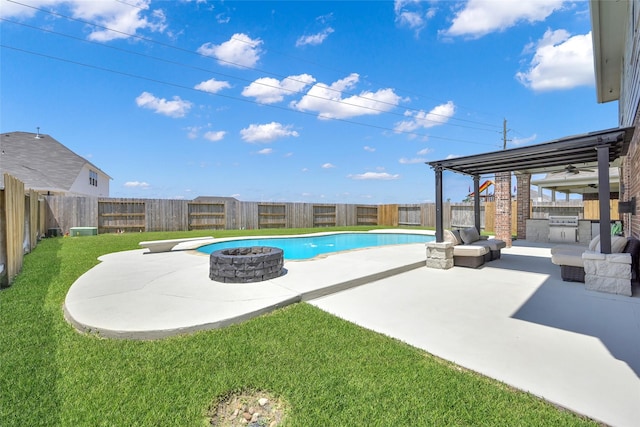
left=426, top=241, right=454, bottom=270
left=583, top=251, right=632, bottom=296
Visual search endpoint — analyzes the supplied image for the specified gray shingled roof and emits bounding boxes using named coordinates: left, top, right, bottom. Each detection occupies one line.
left=0, top=131, right=111, bottom=191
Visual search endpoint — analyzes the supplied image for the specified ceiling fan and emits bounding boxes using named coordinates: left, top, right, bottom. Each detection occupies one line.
left=562, top=164, right=595, bottom=175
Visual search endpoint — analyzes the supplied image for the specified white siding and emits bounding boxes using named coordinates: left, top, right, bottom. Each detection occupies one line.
left=620, top=0, right=640, bottom=126
left=69, top=164, right=110, bottom=197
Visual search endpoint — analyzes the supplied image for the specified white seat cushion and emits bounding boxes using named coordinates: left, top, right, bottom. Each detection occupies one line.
left=551, top=251, right=584, bottom=267
left=453, top=245, right=489, bottom=257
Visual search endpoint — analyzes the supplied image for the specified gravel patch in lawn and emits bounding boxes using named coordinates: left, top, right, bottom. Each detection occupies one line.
left=207, top=389, right=287, bottom=426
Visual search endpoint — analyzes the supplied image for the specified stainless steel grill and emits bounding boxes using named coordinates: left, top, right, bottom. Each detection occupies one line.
left=548, top=216, right=579, bottom=243
left=548, top=216, right=579, bottom=227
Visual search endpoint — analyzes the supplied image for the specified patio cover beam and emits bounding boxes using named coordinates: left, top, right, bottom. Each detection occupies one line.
left=473, top=175, right=481, bottom=232
left=598, top=145, right=612, bottom=253
left=427, top=127, right=634, bottom=245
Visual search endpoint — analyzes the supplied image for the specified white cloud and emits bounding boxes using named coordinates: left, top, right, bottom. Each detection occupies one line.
left=135, top=92, right=192, bottom=118
left=516, top=30, right=594, bottom=91
left=195, top=78, right=231, bottom=94
left=394, top=0, right=436, bottom=35
left=257, top=148, right=273, bottom=155
left=364, top=146, right=376, bottom=152
left=348, top=172, right=400, bottom=180
left=444, top=0, right=564, bottom=38
left=511, top=133, right=537, bottom=146
left=0, top=0, right=56, bottom=18
left=242, top=74, right=316, bottom=104
left=240, top=122, right=299, bottom=143
left=197, top=33, right=263, bottom=68
left=296, top=27, right=335, bottom=47
left=322, top=163, right=336, bottom=169
left=292, top=73, right=401, bottom=119
left=394, top=101, right=455, bottom=133
left=417, top=147, right=433, bottom=155
left=186, top=126, right=200, bottom=139
left=446, top=154, right=460, bottom=159
left=204, top=130, right=226, bottom=142
left=216, top=13, right=230, bottom=24
left=1, top=0, right=167, bottom=40
left=397, top=11, right=424, bottom=29
left=399, top=157, right=427, bottom=164
left=124, top=181, right=150, bottom=188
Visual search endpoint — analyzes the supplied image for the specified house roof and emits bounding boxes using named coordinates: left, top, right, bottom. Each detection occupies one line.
left=427, top=127, right=634, bottom=177
left=0, top=131, right=111, bottom=192
left=590, top=0, right=627, bottom=103
left=530, top=167, right=620, bottom=195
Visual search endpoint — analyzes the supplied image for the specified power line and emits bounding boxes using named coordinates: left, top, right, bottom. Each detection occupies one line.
left=227, top=32, right=505, bottom=126
left=5, top=0, right=501, bottom=132
left=2, top=16, right=502, bottom=136
left=0, top=43, right=500, bottom=148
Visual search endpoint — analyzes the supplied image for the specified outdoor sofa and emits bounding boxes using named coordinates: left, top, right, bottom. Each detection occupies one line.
left=551, top=235, right=640, bottom=284
left=443, top=227, right=507, bottom=268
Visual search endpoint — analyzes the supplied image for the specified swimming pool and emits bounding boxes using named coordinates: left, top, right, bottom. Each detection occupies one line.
left=197, top=232, right=435, bottom=260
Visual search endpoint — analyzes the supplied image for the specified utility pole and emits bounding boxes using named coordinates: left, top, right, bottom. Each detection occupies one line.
left=503, top=118, right=507, bottom=150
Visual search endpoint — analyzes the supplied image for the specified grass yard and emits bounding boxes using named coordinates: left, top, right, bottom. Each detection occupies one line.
left=0, top=228, right=597, bottom=426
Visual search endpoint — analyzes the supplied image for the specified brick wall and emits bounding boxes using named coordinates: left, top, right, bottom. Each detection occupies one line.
left=495, top=171, right=512, bottom=247
left=624, top=107, right=640, bottom=238
left=516, top=174, right=531, bottom=240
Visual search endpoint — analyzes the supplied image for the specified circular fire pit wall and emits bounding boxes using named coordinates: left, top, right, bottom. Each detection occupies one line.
left=209, top=246, right=284, bottom=283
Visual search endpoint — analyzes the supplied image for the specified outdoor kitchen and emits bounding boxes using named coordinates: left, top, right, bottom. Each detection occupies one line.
left=525, top=216, right=621, bottom=244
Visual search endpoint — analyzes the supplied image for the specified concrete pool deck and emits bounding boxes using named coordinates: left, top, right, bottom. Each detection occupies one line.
left=63, top=237, right=640, bottom=426
left=64, top=237, right=429, bottom=339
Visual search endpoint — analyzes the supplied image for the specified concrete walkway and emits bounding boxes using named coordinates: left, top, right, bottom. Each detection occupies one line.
left=64, top=239, right=640, bottom=426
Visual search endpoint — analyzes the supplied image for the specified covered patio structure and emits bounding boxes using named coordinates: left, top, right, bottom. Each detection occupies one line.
left=427, top=127, right=634, bottom=253
left=531, top=167, right=620, bottom=201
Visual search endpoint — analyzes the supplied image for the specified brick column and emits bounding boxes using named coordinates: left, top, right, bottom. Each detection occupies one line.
left=516, top=173, right=531, bottom=240
left=495, top=172, right=512, bottom=247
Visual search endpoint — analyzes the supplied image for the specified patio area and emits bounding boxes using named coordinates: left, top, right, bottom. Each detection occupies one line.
left=311, top=241, right=640, bottom=427
left=64, top=239, right=640, bottom=426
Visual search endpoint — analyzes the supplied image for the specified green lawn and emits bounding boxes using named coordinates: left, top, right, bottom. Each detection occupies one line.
left=0, top=228, right=596, bottom=426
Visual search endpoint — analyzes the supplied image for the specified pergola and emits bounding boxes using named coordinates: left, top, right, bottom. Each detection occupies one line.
left=427, top=127, right=635, bottom=253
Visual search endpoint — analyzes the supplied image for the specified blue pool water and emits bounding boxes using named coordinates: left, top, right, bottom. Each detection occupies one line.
left=197, top=232, right=434, bottom=260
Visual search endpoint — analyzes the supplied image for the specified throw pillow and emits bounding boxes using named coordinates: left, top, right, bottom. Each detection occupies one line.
left=443, top=230, right=458, bottom=244
left=460, top=227, right=480, bottom=244
left=611, top=236, right=628, bottom=253
left=595, top=236, right=628, bottom=253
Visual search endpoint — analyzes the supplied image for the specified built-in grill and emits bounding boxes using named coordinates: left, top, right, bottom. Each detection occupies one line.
left=548, top=215, right=579, bottom=243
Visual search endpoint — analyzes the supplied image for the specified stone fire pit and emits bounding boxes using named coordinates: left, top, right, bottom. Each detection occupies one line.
left=209, top=246, right=284, bottom=283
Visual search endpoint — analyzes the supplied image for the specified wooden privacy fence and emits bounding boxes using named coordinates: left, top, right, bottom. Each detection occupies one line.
left=44, top=197, right=443, bottom=233
left=42, top=195, right=620, bottom=240
left=43, top=195, right=614, bottom=236
left=1, top=189, right=618, bottom=287
left=1, top=174, right=46, bottom=287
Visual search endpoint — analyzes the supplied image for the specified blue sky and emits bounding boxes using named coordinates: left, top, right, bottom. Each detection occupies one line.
left=0, top=0, right=619, bottom=203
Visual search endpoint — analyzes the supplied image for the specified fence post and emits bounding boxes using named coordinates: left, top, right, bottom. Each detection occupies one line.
left=2, top=173, right=25, bottom=287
